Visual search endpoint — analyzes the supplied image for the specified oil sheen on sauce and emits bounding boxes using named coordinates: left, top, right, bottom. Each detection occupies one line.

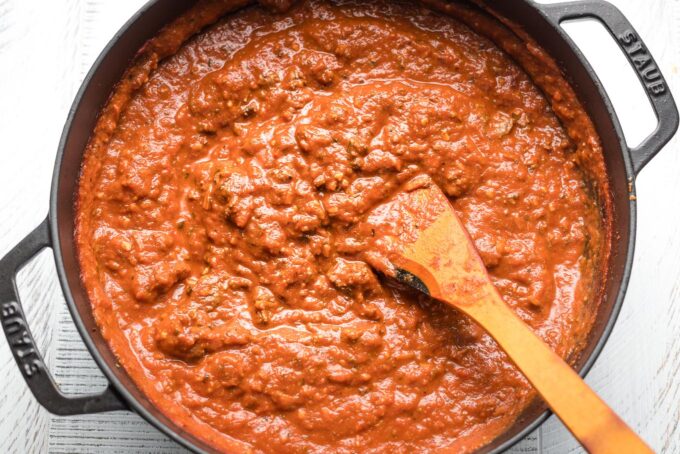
left=76, top=1, right=611, bottom=452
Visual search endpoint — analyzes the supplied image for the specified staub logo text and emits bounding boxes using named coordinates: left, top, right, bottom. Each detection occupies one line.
left=618, top=30, right=666, bottom=96
left=1, top=301, right=41, bottom=377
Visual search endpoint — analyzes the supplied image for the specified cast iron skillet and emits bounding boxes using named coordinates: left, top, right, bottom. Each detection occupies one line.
left=0, top=0, right=677, bottom=452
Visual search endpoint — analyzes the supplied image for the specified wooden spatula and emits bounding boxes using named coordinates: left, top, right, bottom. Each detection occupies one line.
left=362, top=175, right=652, bottom=454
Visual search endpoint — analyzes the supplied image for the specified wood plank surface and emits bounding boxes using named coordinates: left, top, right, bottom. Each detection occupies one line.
left=0, top=0, right=677, bottom=452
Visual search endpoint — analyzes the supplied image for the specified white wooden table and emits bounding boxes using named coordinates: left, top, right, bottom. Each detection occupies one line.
left=1, top=1, right=678, bottom=452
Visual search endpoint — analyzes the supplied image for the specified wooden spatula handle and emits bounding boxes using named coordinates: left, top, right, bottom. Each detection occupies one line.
left=462, top=291, right=652, bottom=454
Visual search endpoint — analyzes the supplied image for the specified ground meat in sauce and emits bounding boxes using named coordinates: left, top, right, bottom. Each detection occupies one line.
left=76, top=1, right=609, bottom=452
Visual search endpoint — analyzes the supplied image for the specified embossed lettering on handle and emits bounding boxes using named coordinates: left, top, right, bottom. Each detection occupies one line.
left=1, top=301, right=42, bottom=377
left=617, top=30, right=665, bottom=96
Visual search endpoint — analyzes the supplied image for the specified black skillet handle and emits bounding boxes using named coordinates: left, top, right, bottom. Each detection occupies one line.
left=538, top=0, right=679, bottom=175
left=0, top=218, right=127, bottom=415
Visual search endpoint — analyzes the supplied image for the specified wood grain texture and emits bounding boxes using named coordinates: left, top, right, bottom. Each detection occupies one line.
left=0, top=0, right=82, bottom=452
left=0, top=0, right=678, bottom=452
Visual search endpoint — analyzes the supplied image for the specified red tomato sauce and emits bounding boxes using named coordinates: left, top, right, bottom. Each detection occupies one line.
left=76, top=1, right=612, bottom=452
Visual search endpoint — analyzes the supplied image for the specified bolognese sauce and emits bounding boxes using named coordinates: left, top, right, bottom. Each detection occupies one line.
left=76, top=1, right=611, bottom=452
